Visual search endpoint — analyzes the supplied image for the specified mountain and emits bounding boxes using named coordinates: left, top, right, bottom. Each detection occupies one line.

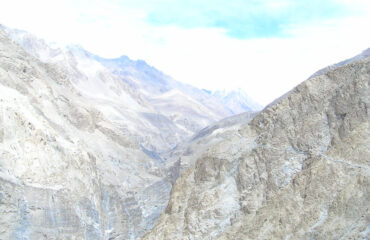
left=0, top=25, right=260, bottom=239
left=309, top=48, right=370, bottom=79
left=3, top=25, right=266, bottom=154
left=2, top=25, right=232, bottom=155
left=91, top=53, right=235, bottom=133
left=142, top=50, right=370, bottom=239
left=211, top=88, right=263, bottom=114
left=4, top=23, right=367, bottom=240
left=0, top=26, right=175, bottom=239
left=3, top=25, right=263, bottom=138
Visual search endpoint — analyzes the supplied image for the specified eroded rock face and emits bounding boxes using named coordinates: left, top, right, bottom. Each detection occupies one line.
left=142, top=54, right=370, bottom=239
left=0, top=27, right=171, bottom=239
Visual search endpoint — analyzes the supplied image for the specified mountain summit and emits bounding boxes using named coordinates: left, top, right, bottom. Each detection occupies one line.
left=211, top=88, right=262, bottom=114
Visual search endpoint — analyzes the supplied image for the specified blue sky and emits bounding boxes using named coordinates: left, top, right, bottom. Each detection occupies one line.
left=145, top=0, right=350, bottom=38
left=1, top=0, right=370, bottom=105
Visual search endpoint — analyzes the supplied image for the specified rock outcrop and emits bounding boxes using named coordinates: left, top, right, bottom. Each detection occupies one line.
left=142, top=52, right=370, bottom=239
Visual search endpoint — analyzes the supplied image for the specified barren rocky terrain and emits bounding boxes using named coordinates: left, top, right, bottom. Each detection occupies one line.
left=142, top=51, right=370, bottom=239
left=0, top=26, right=172, bottom=240
left=0, top=24, right=369, bottom=240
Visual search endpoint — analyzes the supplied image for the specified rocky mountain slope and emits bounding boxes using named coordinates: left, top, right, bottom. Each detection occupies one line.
left=2, top=23, right=368, bottom=240
left=142, top=51, right=370, bottom=239
left=93, top=54, right=233, bottom=123
left=0, top=25, right=263, bottom=240
left=165, top=111, right=258, bottom=175
left=0, top=26, right=176, bottom=240
left=2, top=25, right=182, bottom=156
left=310, top=48, right=370, bottom=79
left=3, top=25, right=258, bottom=158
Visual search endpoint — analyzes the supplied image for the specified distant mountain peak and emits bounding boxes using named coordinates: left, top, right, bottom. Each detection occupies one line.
left=211, top=88, right=262, bottom=114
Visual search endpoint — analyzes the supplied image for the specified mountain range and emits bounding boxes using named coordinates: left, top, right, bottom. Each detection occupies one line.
left=3, top=25, right=261, bottom=155
left=0, top=25, right=261, bottom=239
left=0, top=24, right=369, bottom=240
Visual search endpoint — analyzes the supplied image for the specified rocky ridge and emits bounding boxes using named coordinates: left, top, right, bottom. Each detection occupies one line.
left=142, top=51, right=370, bottom=239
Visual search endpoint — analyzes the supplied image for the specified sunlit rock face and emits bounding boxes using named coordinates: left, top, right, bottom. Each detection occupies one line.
left=142, top=52, right=370, bottom=239
left=0, top=27, right=175, bottom=239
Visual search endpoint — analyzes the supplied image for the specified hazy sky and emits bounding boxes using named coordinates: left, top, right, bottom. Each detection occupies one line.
left=1, top=0, right=370, bottom=105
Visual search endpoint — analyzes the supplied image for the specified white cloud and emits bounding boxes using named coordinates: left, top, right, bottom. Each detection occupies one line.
left=0, top=0, right=369, bottom=105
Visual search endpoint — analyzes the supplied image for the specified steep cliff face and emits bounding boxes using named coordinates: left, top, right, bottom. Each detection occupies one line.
left=142, top=53, right=370, bottom=239
left=0, top=27, right=171, bottom=239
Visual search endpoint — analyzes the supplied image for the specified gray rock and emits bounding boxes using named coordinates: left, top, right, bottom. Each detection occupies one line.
left=142, top=51, right=370, bottom=239
left=0, top=27, right=170, bottom=239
